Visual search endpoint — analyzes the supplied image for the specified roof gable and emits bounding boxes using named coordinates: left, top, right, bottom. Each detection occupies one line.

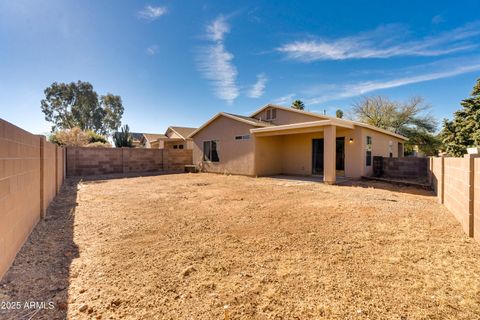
left=167, top=126, right=197, bottom=139
left=188, top=112, right=271, bottom=138
left=250, top=104, right=330, bottom=120
left=251, top=104, right=408, bottom=140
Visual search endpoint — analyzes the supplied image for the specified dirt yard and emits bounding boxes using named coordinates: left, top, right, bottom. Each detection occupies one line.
left=1, top=173, right=480, bottom=319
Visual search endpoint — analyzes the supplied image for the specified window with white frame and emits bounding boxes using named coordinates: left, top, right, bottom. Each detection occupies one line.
left=265, top=108, right=276, bottom=120
left=203, top=140, right=219, bottom=162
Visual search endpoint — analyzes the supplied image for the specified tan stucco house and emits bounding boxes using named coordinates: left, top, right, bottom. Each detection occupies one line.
left=188, top=104, right=408, bottom=184
left=131, top=126, right=197, bottom=149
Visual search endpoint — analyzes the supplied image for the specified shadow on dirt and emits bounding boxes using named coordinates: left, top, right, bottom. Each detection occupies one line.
left=0, top=178, right=80, bottom=320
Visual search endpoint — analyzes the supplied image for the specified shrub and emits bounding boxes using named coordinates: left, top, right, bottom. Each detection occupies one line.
left=86, top=141, right=112, bottom=148
left=49, top=127, right=89, bottom=147
left=85, top=130, right=108, bottom=144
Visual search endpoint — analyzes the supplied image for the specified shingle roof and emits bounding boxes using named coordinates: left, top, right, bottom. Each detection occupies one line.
left=129, top=132, right=144, bottom=141
left=169, top=126, right=197, bottom=139
left=223, top=113, right=273, bottom=126
left=142, top=133, right=168, bottom=142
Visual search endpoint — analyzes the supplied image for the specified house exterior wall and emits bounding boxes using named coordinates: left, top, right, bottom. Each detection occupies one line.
left=164, top=140, right=186, bottom=149
left=254, top=136, right=283, bottom=176
left=361, top=127, right=404, bottom=176
left=192, top=115, right=256, bottom=175
left=260, top=128, right=360, bottom=177
left=252, top=107, right=323, bottom=125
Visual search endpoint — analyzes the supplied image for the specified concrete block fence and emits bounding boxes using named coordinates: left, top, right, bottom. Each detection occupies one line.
left=66, top=147, right=192, bottom=177
left=429, top=155, right=480, bottom=241
left=0, top=119, right=65, bottom=279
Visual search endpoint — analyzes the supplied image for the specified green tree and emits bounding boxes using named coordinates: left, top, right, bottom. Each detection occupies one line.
left=291, top=100, right=305, bottom=110
left=441, top=78, right=480, bottom=156
left=336, top=109, right=344, bottom=118
left=41, top=81, right=124, bottom=135
left=113, top=125, right=134, bottom=148
left=352, top=95, right=441, bottom=155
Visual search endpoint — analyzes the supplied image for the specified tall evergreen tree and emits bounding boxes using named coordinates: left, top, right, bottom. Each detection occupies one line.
left=441, top=78, right=480, bottom=156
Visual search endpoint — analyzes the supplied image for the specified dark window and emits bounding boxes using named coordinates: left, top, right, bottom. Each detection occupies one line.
left=366, top=136, right=372, bottom=166
left=179, top=145, right=184, bottom=149
left=366, top=151, right=372, bottom=166
left=203, top=140, right=219, bottom=162
left=235, top=134, right=250, bottom=140
left=235, top=136, right=242, bottom=140
left=173, top=145, right=178, bottom=149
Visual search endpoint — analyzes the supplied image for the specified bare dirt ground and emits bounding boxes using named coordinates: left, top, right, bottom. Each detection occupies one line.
left=1, top=173, right=480, bottom=319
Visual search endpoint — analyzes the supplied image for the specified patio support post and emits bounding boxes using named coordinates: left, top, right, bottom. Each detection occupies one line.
left=323, top=125, right=336, bottom=184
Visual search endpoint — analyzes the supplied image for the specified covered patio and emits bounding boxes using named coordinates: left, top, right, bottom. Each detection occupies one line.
left=251, top=119, right=362, bottom=184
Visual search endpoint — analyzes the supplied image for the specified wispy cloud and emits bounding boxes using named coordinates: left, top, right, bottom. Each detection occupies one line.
left=278, top=22, right=480, bottom=61
left=303, top=59, right=480, bottom=104
left=272, top=93, right=296, bottom=105
left=137, top=5, right=167, bottom=21
left=248, top=73, right=267, bottom=98
left=206, top=15, right=230, bottom=41
left=146, top=45, right=159, bottom=55
left=196, top=15, right=239, bottom=103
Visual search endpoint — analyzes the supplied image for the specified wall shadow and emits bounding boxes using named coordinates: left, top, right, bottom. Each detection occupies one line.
left=0, top=178, right=80, bottom=320
left=264, top=174, right=435, bottom=197
left=337, top=179, right=435, bottom=197
left=67, top=170, right=185, bottom=184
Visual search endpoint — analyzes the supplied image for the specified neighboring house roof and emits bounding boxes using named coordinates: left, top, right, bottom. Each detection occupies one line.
left=188, top=112, right=272, bottom=138
left=129, top=132, right=144, bottom=142
left=143, top=133, right=168, bottom=142
left=168, top=126, right=197, bottom=140
left=250, top=104, right=408, bottom=141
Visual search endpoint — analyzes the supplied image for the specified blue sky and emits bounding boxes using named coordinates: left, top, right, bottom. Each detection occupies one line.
left=1, top=0, right=480, bottom=134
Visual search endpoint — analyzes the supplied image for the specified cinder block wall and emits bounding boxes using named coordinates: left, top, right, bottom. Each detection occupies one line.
left=66, top=147, right=192, bottom=176
left=41, top=138, right=57, bottom=217
left=429, top=156, right=478, bottom=241
left=164, top=149, right=193, bottom=171
left=430, top=157, right=444, bottom=203
left=382, top=157, right=428, bottom=178
left=443, top=158, right=473, bottom=236
left=0, top=119, right=65, bottom=279
left=474, top=158, right=480, bottom=242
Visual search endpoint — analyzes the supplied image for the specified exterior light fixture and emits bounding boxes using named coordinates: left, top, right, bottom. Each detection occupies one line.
left=349, top=138, right=354, bottom=143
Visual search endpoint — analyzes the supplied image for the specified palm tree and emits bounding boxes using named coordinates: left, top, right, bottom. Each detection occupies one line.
left=291, top=100, right=305, bottom=110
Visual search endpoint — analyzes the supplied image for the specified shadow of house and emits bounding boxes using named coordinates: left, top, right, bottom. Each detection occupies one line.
left=0, top=178, right=80, bottom=320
